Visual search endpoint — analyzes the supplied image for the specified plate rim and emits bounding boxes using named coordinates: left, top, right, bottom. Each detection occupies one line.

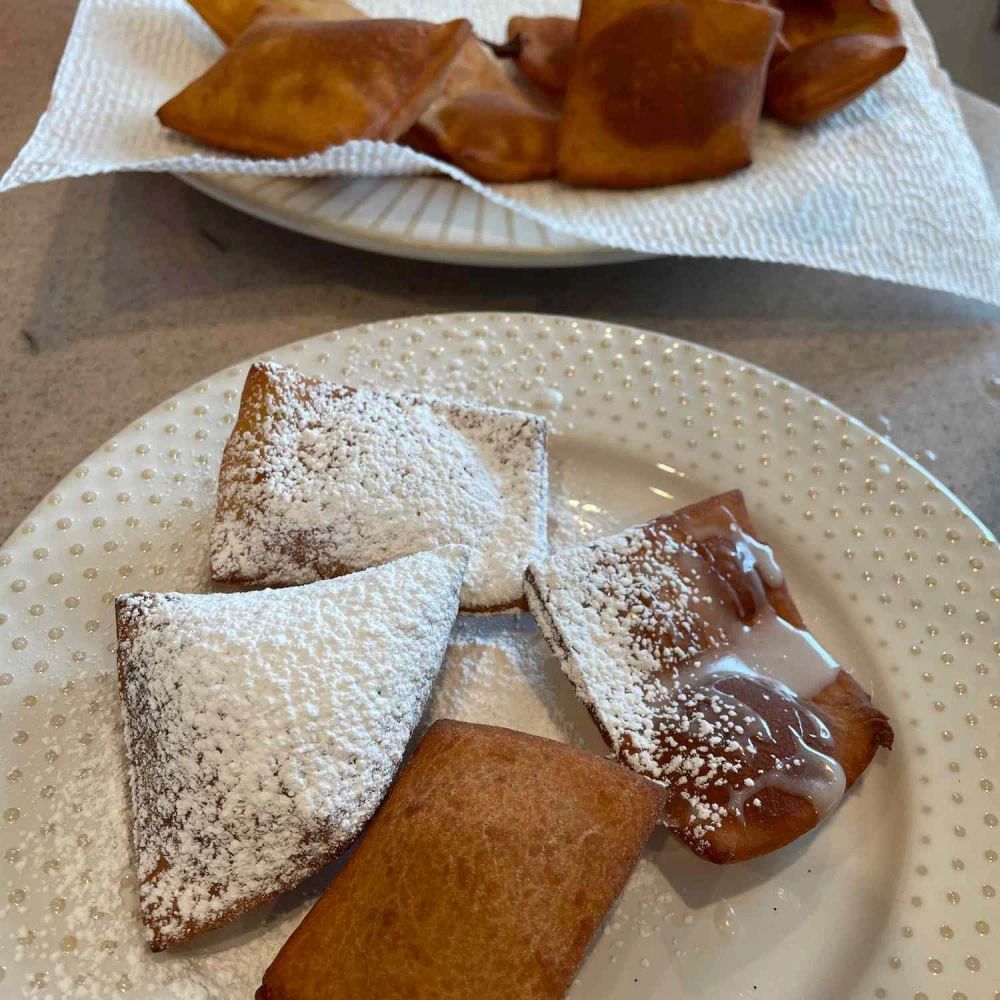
left=1, top=311, right=996, bottom=999
left=178, top=174, right=652, bottom=269
left=6, top=311, right=992, bottom=549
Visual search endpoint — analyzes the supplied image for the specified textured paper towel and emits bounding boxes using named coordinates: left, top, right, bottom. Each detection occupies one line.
left=3, top=0, right=999, bottom=304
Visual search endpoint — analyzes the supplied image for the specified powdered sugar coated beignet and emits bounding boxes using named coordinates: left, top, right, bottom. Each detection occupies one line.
left=525, top=490, right=892, bottom=863
left=116, top=545, right=468, bottom=950
left=211, top=362, right=548, bottom=612
left=256, top=720, right=666, bottom=1000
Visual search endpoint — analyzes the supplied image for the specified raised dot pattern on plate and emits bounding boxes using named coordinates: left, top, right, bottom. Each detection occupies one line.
left=0, top=314, right=995, bottom=999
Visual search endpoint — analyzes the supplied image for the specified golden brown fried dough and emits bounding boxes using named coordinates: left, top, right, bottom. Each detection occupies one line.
left=405, top=34, right=559, bottom=182
left=765, top=0, right=907, bottom=125
left=257, top=720, right=666, bottom=1000
left=526, top=490, right=893, bottom=864
left=430, top=92, right=558, bottom=182
left=557, top=0, right=782, bottom=188
left=185, top=0, right=361, bottom=45
left=508, top=15, right=577, bottom=94
left=158, top=11, right=471, bottom=158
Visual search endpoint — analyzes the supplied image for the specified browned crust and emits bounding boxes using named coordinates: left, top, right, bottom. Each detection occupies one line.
left=257, top=720, right=666, bottom=1000
left=508, top=15, right=578, bottom=94
left=526, top=489, right=894, bottom=864
left=556, top=0, right=782, bottom=188
left=158, top=14, right=472, bottom=158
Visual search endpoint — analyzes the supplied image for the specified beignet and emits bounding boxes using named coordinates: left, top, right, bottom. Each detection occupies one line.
left=158, top=10, right=471, bottom=157
left=525, top=490, right=893, bottom=863
left=556, top=0, right=782, bottom=188
left=211, top=362, right=548, bottom=612
left=116, top=545, right=467, bottom=949
left=257, top=719, right=666, bottom=999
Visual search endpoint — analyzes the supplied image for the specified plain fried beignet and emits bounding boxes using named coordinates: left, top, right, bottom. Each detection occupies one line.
left=557, top=0, right=782, bottom=188
left=158, top=11, right=471, bottom=157
left=257, top=720, right=666, bottom=1000
left=765, top=0, right=907, bottom=125
left=184, top=0, right=363, bottom=45
left=508, top=15, right=577, bottom=94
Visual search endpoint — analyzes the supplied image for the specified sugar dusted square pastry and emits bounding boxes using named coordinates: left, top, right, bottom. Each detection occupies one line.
left=526, top=490, right=893, bottom=863
left=116, top=545, right=468, bottom=950
left=256, top=720, right=666, bottom=1000
left=211, top=362, right=548, bottom=612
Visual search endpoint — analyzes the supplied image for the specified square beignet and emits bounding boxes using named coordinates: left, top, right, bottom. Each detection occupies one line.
left=556, top=0, right=782, bottom=188
left=117, top=545, right=467, bottom=950
left=257, top=719, right=666, bottom=1000
left=525, top=490, right=893, bottom=863
left=211, top=362, right=548, bottom=612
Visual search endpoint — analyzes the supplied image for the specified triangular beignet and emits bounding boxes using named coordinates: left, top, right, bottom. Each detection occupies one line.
left=158, top=11, right=471, bottom=157
left=525, top=490, right=892, bottom=863
left=117, top=545, right=468, bottom=950
left=210, top=362, right=548, bottom=612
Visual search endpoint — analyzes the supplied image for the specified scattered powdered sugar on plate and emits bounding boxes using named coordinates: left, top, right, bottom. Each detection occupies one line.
left=116, top=545, right=468, bottom=950
left=423, top=614, right=604, bottom=752
left=211, top=363, right=548, bottom=610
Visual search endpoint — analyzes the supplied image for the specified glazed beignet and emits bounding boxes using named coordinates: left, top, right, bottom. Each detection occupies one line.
left=526, top=490, right=893, bottom=863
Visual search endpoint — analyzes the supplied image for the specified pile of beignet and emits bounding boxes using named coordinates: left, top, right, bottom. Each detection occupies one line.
left=160, top=0, right=907, bottom=188
left=116, top=362, right=893, bottom=996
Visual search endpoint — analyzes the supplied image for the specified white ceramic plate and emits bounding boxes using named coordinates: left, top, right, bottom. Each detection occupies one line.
left=180, top=174, right=645, bottom=267
left=0, top=313, right=996, bottom=999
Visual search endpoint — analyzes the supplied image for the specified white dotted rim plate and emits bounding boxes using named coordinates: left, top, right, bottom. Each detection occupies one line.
left=180, top=174, right=646, bottom=267
left=0, top=313, right=996, bottom=999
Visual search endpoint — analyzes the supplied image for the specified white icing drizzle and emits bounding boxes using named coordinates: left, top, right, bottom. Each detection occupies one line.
left=677, top=646, right=846, bottom=822
left=683, top=505, right=785, bottom=590
left=704, top=611, right=841, bottom=701
left=526, top=503, right=848, bottom=841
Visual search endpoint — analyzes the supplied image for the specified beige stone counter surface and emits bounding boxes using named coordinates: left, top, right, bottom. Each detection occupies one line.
left=1, top=0, right=998, bottom=539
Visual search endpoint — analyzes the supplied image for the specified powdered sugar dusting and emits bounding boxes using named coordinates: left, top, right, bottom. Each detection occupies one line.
left=116, top=545, right=468, bottom=949
left=525, top=517, right=846, bottom=843
left=211, top=363, right=548, bottom=610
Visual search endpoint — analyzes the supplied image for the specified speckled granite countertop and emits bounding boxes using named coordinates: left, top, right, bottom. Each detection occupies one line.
left=1, top=1, right=998, bottom=539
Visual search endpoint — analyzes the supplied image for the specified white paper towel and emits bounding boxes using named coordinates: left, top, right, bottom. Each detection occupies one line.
left=3, top=0, right=999, bottom=304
